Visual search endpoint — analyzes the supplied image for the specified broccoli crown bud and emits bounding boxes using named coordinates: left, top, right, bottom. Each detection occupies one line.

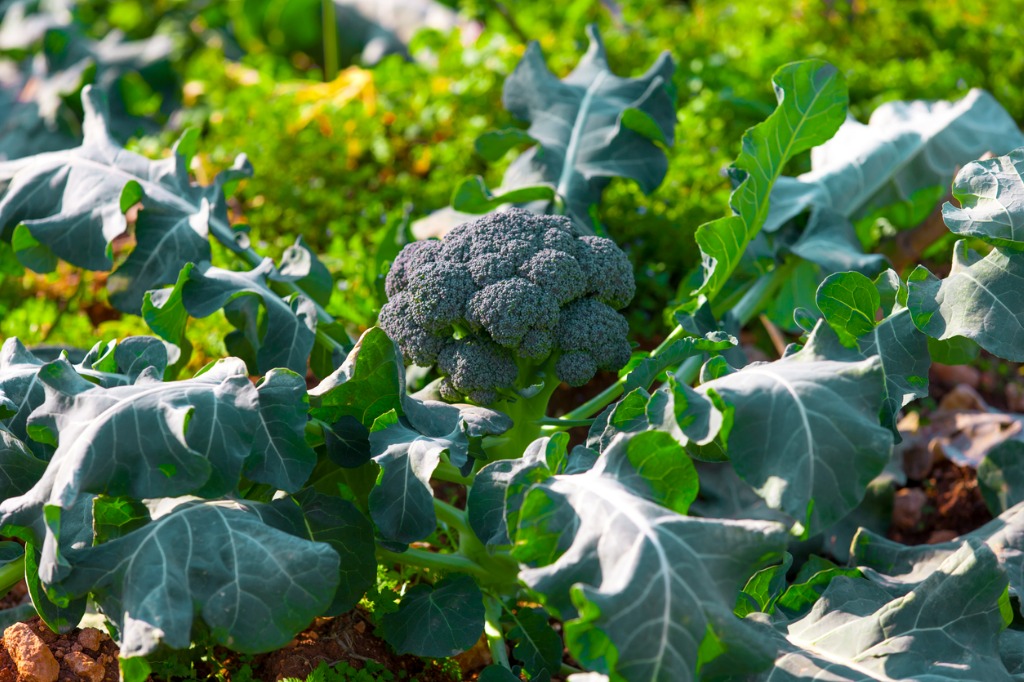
left=378, top=208, right=635, bottom=403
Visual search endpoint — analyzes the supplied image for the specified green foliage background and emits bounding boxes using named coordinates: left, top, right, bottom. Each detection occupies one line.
left=5, top=0, right=1024, bottom=351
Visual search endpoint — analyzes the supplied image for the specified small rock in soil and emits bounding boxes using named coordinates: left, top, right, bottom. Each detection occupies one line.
left=3, top=622, right=59, bottom=682
left=64, top=652, right=103, bottom=682
left=892, top=488, right=928, bottom=531
left=76, top=629, right=102, bottom=653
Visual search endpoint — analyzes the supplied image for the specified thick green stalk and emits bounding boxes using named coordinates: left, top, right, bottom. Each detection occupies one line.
left=0, top=555, right=24, bottom=595
left=433, top=498, right=471, bottom=537
left=377, top=547, right=490, bottom=581
left=484, top=365, right=561, bottom=463
left=484, top=596, right=512, bottom=670
left=730, top=259, right=796, bottom=327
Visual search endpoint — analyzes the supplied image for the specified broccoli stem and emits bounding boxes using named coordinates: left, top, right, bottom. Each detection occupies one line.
left=0, top=555, right=24, bottom=596
left=484, top=596, right=512, bottom=671
left=485, top=373, right=562, bottom=463
left=377, top=546, right=491, bottom=581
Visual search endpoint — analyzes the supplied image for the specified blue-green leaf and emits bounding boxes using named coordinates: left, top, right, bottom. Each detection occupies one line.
left=55, top=499, right=339, bottom=657
left=698, top=345, right=892, bottom=534
left=512, top=438, right=786, bottom=681
left=693, top=60, right=848, bottom=302
left=0, top=86, right=250, bottom=313
left=908, top=241, right=1024, bottom=361
left=380, top=574, right=485, bottom=658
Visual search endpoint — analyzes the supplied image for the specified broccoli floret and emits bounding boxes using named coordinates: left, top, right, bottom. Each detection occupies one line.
left=377, top=292, right=450, bottom=366
left=467, top=278, right=559, bottom=349
left=407, top=263, right=476, bottom=332
left=385, top=239, right=442, bottom=299
left=519, top=249, right=587, bottom=305
left=378, top=207, right=635, bottom=405
left=437, top=338, right=518, bottom=406
left=556, top=298, right=632, bottom=384
left=577, top=235, right=636, bottom=308
left=555, top=351, right=598, bottom=387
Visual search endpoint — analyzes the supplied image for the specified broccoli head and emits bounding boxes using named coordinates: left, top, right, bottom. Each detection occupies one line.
left=378, top=208, right=635, bottom=403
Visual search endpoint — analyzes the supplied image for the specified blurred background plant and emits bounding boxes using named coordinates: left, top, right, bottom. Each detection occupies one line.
left=2, top=0, right=1023, bottom=362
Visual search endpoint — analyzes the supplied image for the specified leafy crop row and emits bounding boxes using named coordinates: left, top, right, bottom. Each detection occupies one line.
left=3, top=9, right=1024, bottom=682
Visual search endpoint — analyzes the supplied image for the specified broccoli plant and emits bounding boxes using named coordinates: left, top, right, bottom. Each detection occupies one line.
left=378, top=207, right=634, bottom=459
left=8, top=17, right=1024, bottom=682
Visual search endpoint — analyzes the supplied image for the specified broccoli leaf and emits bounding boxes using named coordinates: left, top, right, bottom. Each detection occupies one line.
left=802, top=313, right=929, bottom=438
left=0, top=86, right=251, bottom=313
left=54, top=499, right=339, bottom=657
left=692, top=60, right=847, bottom=304
left=765, top=88, right=1024, bottom=234
left=0, top=338, right=49, bottom=443
left=0, top=422, right=45, bottom=500
left=512, top=435, right=787, bottom=682
left=287, top=489, right=376, bottom=615
left=908, top=241, right=1024, bottom=362
left=746, top=540, right=1011, bottom=681
left=698, top=346, right=893, bottom=534
left=380, top=574, right=485, bottom=658
left=943, top=146, right=1024, bottom=249
left=309, top=327, right=404, bottom=428
left=853, top=501, right=1024, bottom=613
left=457, top=24, right=675, bottom=232
left=0, top=357, right=261, bottom=581
left=146, top=259, right=317, bottom=375
left=246, top=369, right=317, bottom=493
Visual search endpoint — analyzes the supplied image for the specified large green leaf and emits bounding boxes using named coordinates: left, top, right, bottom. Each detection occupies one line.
left=765, top=88, right=1024, bottom=233
left=744, top=540, right=1012, bottom=681
left=367, top=411, right=446, bottom=545
left=908, top=241, right=1024, bottom=362
left=309, top=327, right=404, bottom=427
left=468, top=435, right=569, bottom=550
left=73, top=336, right=171, bottom=386
left=0, top=357, right=260, bottom=575
left=942, top=146, right=1024, bottom=249
left=698, top=347, right=893, bottom=534
left=512, top=438, right=787, bottom=682
left=286, top=489, right=376, bottom=615
left=0, top=338, right=48, bottom=442
left=367, top=395, right=512, bottom=545
left=55, top=499, right=339, bottom=657
left=692, top=60, right=847, bottom=303
left=380, top=574, right=485, bottom=658
left=853, top=501, right=1024, bottom=610
left=0, top=422, right=45, bottom=501
left=0, top=86, right=250, bottom=313
left=456, top=24, right=675, bottom=232
left=146, top=260, right=317, bottom=375
left=245, top=369, right=317, bottom=493
left=979, top=441, right=1024, bottom=515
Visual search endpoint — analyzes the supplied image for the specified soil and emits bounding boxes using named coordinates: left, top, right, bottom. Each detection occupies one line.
left=0, top=617, right=120, bottom=682
left=0, top=608, right=484, bottom=682
left=888, top=459, right=992, bottom=545
left=243, top=609, right=461, bottom=682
